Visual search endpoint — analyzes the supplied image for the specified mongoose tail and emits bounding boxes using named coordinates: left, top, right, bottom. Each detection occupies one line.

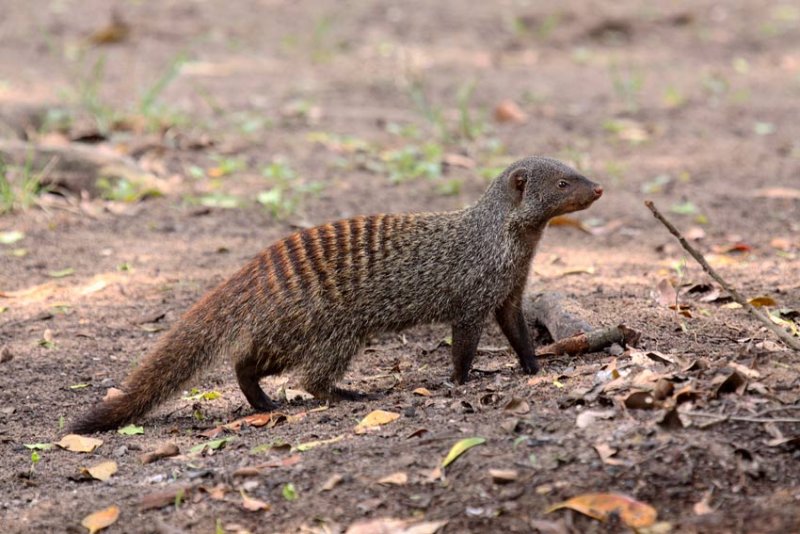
left=69, top=290, right=230, bottom=434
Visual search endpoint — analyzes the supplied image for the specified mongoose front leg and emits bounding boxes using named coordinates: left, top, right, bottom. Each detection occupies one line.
left=495, top=295, right=539, bottom=375
left=451, top=321, right=484, bottom=384
left=235, top=360, right=279, bottom=412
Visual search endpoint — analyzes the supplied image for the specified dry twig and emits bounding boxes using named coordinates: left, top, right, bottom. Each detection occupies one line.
left=645, top=200, right=800, bottom=351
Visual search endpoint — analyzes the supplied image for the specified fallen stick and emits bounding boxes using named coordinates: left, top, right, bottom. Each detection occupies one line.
left=645, top=200, right=800, bottom=351
left=523, top=291, right=593, bottom=341
left=535, top=324, right=640, bottom=357
left=522, top=291, right=640, bottom=357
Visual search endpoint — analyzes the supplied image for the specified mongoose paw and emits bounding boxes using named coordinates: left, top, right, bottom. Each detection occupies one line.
left=249, top=398, right=280, bottom=413
left=520, top=362, right=540, bottom=375
left=451, top=370, right=470, bottom=385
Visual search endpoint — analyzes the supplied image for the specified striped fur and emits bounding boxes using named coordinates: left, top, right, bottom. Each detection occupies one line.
left=70, top=156, right=602, bottom=433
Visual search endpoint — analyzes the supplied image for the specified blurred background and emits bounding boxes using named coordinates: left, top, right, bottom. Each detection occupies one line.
left=2, top=3, right=800, bottom=532
left=1, top=0, right=798, bottom=232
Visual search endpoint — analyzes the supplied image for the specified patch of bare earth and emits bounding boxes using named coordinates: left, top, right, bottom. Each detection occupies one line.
left=1, top=1, right=799, bottom=533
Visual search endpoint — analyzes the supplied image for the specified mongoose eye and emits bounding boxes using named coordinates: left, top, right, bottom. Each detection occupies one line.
left=557, top=180, right=570, bottom=189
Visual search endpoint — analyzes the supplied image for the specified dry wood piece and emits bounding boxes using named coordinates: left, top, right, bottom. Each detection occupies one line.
left=536, top=325, right=640, bottom=357
left=522, top=291, right=639, bottom=356
left=523, top=291, right=593, bottom=341
left=645, top=200, right=800, bottom=352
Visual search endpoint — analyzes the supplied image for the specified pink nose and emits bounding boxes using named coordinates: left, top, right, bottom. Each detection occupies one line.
left=594, top=185, right=603, bottom=198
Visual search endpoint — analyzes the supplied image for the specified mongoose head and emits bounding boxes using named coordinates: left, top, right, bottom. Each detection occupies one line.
left=503, top=156, right=603, bottom=229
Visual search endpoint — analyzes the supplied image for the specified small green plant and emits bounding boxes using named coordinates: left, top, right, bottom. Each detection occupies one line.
left=29, top=450, right=41, bottom=477
left=208, top=155, right=247, bottom=178
left=407, top=79, right=448, bottom=141
left=381, top=143, right=443, bottom=183
left=136, top=53, right=189, bottom=131
left=258, top=159, right=322, bottom=219
left=96, top=175, right=163, bottom=203
left=455, top=81, right=487, bottom=141
left=64, top=51, right=188, bottom=134
left=609, top=63, right=644, bottom=112
left=662, top=86, right=686, bottom=108
left=0, top=155, right=47, bottom=214
left=282, top=482, right=298, bottom=501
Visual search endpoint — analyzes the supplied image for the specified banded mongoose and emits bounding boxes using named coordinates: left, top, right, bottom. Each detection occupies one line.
left=71, top=156, right=603, bottom=433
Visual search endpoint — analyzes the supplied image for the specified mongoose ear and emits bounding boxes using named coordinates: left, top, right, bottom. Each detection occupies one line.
left=508, top=167, right=527, bottom=202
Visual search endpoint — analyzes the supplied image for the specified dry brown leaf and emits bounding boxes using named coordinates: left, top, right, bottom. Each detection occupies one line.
left=404, top=520, right=449, bottom=534
left=57, top=434, right=103, bottom=453
left=549, top=215, right=591, bottom=234
left=345, top=518, right=448, bottom=534
left=655, top=279, right=678, bottom=308
left=240, top=491, right=270, bottom=512
left=355, top=409, right=400, bottom=434
left=770, top=237, right=793, bottom=251
left=624, top=391, right=657, bottom=410
left=81, top=505, right=120, bottom=534
left=503, top=397, right=531, bottom=415
left=576, top=409, right=615, bottom=429
left=594, top=443, right=625, bottom=466
left=412, top=387, right=432, bottom=397
left=406, top=428, right=429, bottom=439
left=200, top=483, right=228, bottom=501
left=713, top=370, right=748, bottom=397
left=685, top=227, right=706, bottom=240
left=81, top=460, right=118, bottom=482
left=488, top=468, right=519, bottom=483
left=88, top=14, right=130, bottom=45
left=753, top=187, right=800, bottom=200
left=748, top=296, right=777, bottom=308
left=377, top=471, right=408, bottom=486
left=494, top=100, right=528, bottom=123
left=693, top=491, right=714, bottom=515
left=442, top=153, right=476, bottom=169
left=321, top=473, right=344, bottom=492
left=547, top=492, right=657, bottom=528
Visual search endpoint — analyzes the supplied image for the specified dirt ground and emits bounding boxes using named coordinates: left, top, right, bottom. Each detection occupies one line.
left=1, top=1, right=799, bottom=533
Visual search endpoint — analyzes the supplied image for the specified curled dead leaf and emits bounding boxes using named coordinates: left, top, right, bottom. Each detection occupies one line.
left=576, top=409, right=615, bottom=429
left=655, top=278, right=678, bottom=308
left=321, top=473, right=344, bottom=492
left=81, top=505, right=120, bottom=534
left=624, top=391, right=657, bottom=410
left=241, top=491, right=270, bottom=512
left=377, top=471, right=408, bottom=486
left=488, top=468, right=519, bottom=483
left=81, top=460, right=118, bottom=482
left=355, top=409, right=400, bottom=434
left=494, top=100, right=528, bottom=123
left=503, top=397, right=530, bottom=415
left=713, top=370, right=747, bottom=397
left=57, top=434, right=103, bottom=453
left=547, top=492, right=657, bottom=528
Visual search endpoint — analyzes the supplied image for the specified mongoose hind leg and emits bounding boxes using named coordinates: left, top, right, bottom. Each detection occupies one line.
left=300, top=336, right=363, bottom=402
left=451, top=320, right=484, bottom=384
left=235, top=358, right=279, bottom=412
